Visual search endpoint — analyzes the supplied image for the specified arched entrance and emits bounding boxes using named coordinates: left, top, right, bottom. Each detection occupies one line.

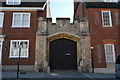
left=47, top=32, right=80, bottom=71
left=49, top=38, right=77, bottom=70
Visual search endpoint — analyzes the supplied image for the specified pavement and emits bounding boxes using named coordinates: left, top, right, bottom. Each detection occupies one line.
left=1, top=70, right=116, bottom=80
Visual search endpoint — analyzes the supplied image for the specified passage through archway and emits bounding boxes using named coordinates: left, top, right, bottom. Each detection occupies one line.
left=49, top=38, right=77, bottom=71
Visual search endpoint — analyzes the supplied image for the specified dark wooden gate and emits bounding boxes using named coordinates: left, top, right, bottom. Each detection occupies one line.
left=49, top=38, right=77, bottom=70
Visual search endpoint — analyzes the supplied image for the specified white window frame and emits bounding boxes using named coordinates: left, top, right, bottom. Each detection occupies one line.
left=0, top=40, right=4, bottom=65
left=12, top=13, right=31, bottom=28
left=102, top=11, right=112, bottom=27
left=104, top=44, right=116, bottom=62
left=9, top=40, right=29, bottom=58
left=0, top=13, right=4, bottom=27
left=104, top=0, right=118, bottom=2
left=6, top=0, right=21, bottom=5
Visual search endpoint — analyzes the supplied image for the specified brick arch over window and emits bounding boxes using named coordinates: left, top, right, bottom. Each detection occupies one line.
left=47, top=32, right=81, bottom=65
left=103, top=40, right=116, bottom=44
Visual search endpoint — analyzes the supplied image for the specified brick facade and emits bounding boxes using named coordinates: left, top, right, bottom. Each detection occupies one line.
left=0, top=2, right=48, bottom=70
left=74, top=2, right=120, bottom=73
left=1, top=11, right=37, bottom=66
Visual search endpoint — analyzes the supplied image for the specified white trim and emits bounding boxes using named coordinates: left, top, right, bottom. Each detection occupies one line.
left=102, top=11, right=112, bottom=27
left=42, top=2, right=47, bottom=10
left=104, top=0, right=118, bottom=2
left=0, top=41, right=3, bottom=65
left=12, top=13, right=31, bottom=28
left=0, top=35, right=6, bottom=38
left=0, top=0, right=47, bottom=10
left=104, top=44, right=116, bottom=62
left=0, top=13, right=4, bottom=27
left=9, top=40, right=29, bottom=58
left=0, top=7, right=43, bottom=11
left=6, top=0, right=21, bottom=5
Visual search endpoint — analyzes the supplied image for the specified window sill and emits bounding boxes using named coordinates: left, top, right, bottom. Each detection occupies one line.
left=11, top=26, right=30, bottom=28
left=6, top=3, right=21, bottom=5
left=103, top=26, right=112, bottom=28
left=9, top=56, right=28, bottom=58
left=6, top=4, right=21, bottom=5
left=105, top=1, right=118, bottom=3
left=106, top=62, right=115, bottom=63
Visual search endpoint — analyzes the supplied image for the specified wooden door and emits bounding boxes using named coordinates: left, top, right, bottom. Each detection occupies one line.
left=49, top=38, right=77, bottom=70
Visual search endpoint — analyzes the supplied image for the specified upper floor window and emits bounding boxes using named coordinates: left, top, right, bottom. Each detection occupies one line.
left=104, top=0, right=118, bottom=2
left=9, top=40, right=29, bottom=58
left=0, top=13, right=4, bottom=27
left=104, top=44, right=115, bottom=62
left=12, top=13, right=31, bottom=27
left=102, top=11, right=112, bottom=27
left=6, top=0, right=21, bottom=5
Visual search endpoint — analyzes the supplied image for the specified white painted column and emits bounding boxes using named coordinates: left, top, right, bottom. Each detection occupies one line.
left=0, top=35, right=5, bottom=79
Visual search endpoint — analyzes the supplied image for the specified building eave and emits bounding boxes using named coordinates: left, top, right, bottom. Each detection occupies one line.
left=0, top=7, right=43, bottom=11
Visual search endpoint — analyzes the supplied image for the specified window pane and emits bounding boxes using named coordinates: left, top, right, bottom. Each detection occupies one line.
left=11, top=48, right=19, bottom=56
left=20, top=41, right=28, bottom=57
left=102, top=11, right=112, bottom=27
left=0, top=13, right=4, bottom=27
left=0, top=21, right=2, bottom=27
left=14, top=14, right=21, bottom=20
left=21, top=48, right=27, bottom=56
left=10, top=40, right=29, bottom=58
left=11, top=41, right=19, bottom=56
left=0, top=14, right=3, bottom=20
left=14, top=0, right=20, bottom=4
left=105, top=44, right=115, bottom=62
left=13, top=14, right=21, bottom=26
left=12, top=13, right=30, bottom=27
left=22, top=14, right=30, bottom=26
left=7, top=0, right=14, bottom=4
left=7, top=0, right=21, bottom=5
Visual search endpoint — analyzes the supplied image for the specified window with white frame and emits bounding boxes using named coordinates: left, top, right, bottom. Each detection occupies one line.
left=102, top=11, right=112, bottom=27
left=6, top=0, right=21, bottom=5
left=104, top=44, right=115, bottom=62
left=12, top=13, right=31, bottom=27
left=104, top=0, right=118, bottom=2
left=0, top=13, right=4, bottom=27
left=9, top=40, right=29, bottom=58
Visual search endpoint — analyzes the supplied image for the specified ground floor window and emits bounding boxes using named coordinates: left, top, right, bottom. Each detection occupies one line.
left=9, top=40, right=29, bottom=58
left=104, top=44, right=115, bottom=62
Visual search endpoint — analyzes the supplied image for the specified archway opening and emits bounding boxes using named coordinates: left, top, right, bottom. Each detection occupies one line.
left=49, top=38, right=77, bottom=71
left=47, top=33, right=81, bottom=71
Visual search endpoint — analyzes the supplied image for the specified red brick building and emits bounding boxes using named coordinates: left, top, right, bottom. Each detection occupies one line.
left=0, top=0, right=50, bottom=71
left=74, top=0, right=120, bottom=73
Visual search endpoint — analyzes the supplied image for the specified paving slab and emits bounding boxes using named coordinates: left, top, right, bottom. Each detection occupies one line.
left=1, top=71, right=116, bottom=79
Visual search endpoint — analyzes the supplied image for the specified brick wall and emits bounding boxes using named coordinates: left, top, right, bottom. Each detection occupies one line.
left=88, top=8, right=119, bottom=68
left=74, top=2, right=88, bottom=18
left=74, top=2, right=119, bottom=68
left=118, top=10, right=120, bottom=54
left=1, top=11, right=38, bottom=65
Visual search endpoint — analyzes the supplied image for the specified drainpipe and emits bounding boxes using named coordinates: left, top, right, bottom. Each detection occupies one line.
left=91, top=49, right=94, bottom=73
